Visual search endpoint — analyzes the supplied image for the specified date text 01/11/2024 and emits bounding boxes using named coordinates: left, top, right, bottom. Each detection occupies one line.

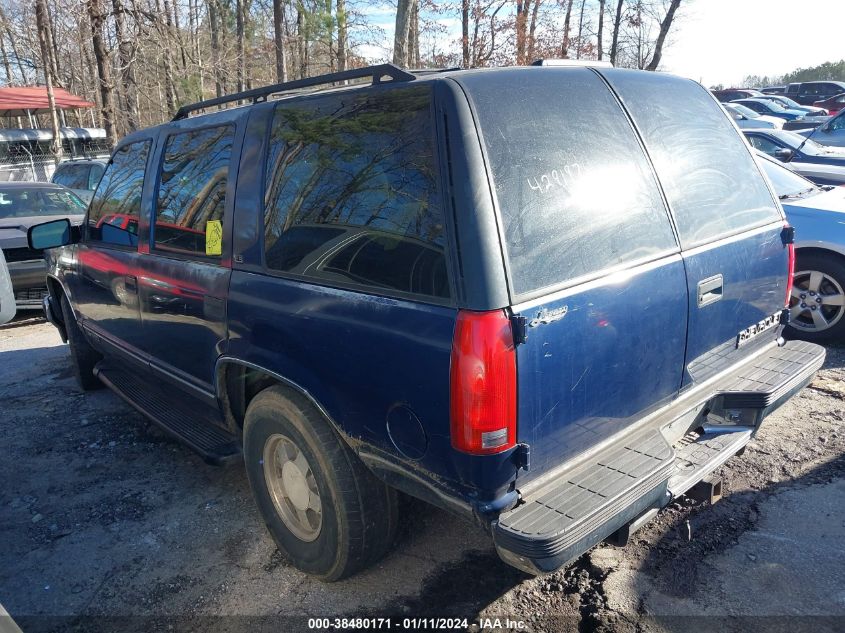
left=307, top=617, right=527, bottom=630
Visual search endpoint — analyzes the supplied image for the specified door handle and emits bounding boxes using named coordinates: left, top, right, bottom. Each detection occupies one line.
left=124, top=275, right=138, bottom=294
left=697, top=274, right=723, bottom=307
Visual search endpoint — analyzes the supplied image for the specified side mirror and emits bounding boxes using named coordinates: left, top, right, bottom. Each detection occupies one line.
left=773, top=148, right=794, bottom=161
left=27, top=218, right=74, bottom=250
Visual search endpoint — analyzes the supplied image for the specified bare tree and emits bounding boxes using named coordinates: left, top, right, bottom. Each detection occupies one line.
left=596, top=0, right=605, bottom=59
left=645, top=0, right=682, bottom=70
left=86, top=0, right=115, bottom=139
left=273, top=0, right=288, bottom=81
left=35, top=0, right=61, bottom=160
left=609, top=0, right=624, bottom=65
left=393, top=0, right=416, bottom=67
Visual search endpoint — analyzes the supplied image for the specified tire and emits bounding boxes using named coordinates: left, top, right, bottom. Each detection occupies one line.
left=243, top=386, right=398, bottom=581
left=59, top=294, right=103, bottom=391
left=786, top=252, right=845, bottom=343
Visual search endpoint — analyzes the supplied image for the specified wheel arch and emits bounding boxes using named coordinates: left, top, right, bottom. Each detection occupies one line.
left=214, top=357, right=348, bottom=442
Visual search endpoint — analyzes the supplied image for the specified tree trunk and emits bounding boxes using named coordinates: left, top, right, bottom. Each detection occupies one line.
left=461, top=0, right=469, bottom=68
left=609, top=0, right=624, bottom=65
left=112, top=0, right=139, bottom=134
left=575, top=0, right=586, bottom=59
left=297, top=7, right=306, bottom=79
left=527, top=0, right=541, bottom=62
left=597, top=0, right=605, bottom=60
left=208, top=0, right=223, bottom=97
left=274, top=0, right=289, bottom=81
left=336, top=0, right=347, bottom=72
left=514, top=0, right=528, bottom=65
left=645, top=0, right=682, bottom=71
left=44, top=0, right=61, bottom=82
left=87, top=0, right=116, bottom=140
left=560, top=0, right=573, bottom=58
left=0, top=24, right=12, bottom=84
left=35, top=0, right=62, bottom=161
left=236, top=0, right=245, bottom=91
left=410, top=0, right=420, bottom=67
left=393, top=0, right=415, bottom=67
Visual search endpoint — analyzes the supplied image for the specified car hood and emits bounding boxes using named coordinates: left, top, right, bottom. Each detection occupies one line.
left=0, top=214, right=84, bottom=249
left=791, top=161, right=845, bottom=186
left=783, top=186, right=845, bottom=214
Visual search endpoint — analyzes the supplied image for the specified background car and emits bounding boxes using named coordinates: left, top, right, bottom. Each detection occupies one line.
left=797, top=109, right=845, bottom=148
left=0, top=183, right=85, bottom=309
left=744, top=129, right=845, bottom=179
left=50, top=158, right=107, bottom=205
left=786, top=80, right=845, bottom=106
left=760, top=85, right=785, bottom=95
left=758, top=94, right=829, bottom=116
left=812, top=92, right=845, bottom=115
left=756, top=152, right=845, bottom=341
left=712, top=88, right=762, bottom=102
left=732, top=97, right=806, bottom=122
left=723, top=103, right=783, bottom=129
left=0, top=248, right=14, bottom=324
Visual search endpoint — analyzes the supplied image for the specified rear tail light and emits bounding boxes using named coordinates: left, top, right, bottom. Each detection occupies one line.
left=450, top=309, right=517, bottom=455
left=784, top=223, right=795, bottom=307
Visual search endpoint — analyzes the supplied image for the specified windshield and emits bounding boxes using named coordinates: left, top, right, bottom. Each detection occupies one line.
left=760, top=100, right=787, bottom=112
left=773, top=130, right=843, bottom=156
left=775, top=96, right=802, bottom=109
left=0, top=187, right=86, bottom=219
left=758, top=157, right=820, bottom=199
left=728, top=104, right=759, bottom=118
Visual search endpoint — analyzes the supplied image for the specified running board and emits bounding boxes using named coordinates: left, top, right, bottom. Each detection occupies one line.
left=94, top=363, right=242, bottom=466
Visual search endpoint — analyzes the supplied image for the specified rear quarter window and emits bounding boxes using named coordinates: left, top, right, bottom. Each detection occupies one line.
left=602, top=70, right=781, bottom=248
left=457, top=67, right=678, bottom=298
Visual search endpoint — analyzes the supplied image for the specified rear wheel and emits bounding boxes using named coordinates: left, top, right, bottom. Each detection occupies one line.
left=786, top=252, right=845, bottom=343
left=59, top=294, right=103, bottom=391
left=243, top=386, right=398, bottom=581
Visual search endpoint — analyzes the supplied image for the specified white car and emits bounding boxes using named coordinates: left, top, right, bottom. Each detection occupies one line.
left=723, top=103, right=784, bottom=129
left=50, top=158, right=107, bottom=205
left=0, top=248, right=15, bottom=324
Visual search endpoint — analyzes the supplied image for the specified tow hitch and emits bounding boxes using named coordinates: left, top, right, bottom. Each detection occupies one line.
left=685, top=474, right=723, bottom=505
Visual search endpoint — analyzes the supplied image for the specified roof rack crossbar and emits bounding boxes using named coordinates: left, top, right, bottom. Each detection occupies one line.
left=172, top=63, right=416, bottom=121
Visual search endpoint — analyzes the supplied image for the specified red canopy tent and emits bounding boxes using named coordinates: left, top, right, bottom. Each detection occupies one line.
left=0, top=86, right=94, bottom=117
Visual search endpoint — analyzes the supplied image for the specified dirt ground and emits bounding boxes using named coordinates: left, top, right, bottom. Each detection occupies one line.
left=1, top=318, right=844, bottom=633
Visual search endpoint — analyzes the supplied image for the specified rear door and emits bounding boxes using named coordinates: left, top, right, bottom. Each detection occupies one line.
left=137, top=121, right=241, bottom=398
left=456, top=68, right=689, bottom=479
left=601, top=70, right=788, bottom=390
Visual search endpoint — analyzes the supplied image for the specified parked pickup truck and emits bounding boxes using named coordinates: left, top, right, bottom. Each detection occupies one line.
left=29, top=63, right=825, bottom=580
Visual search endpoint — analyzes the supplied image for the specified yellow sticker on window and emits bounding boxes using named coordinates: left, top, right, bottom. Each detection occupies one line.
left=206, top=220, right=223, bottom=256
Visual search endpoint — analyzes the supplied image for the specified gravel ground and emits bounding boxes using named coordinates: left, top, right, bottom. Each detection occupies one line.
left=1, top=319, right=843, bottom=633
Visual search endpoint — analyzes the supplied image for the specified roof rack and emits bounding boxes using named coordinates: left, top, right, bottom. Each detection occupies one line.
left=172, top=63, right=416, bottom=121
left=531, top=59, right=613, bottom=68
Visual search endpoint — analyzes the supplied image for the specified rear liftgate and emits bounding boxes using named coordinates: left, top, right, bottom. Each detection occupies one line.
left=493, top=339, right=825, bottom=574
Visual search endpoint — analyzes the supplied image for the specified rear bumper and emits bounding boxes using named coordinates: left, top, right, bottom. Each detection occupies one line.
left=492, top=339, right=825, bottom=574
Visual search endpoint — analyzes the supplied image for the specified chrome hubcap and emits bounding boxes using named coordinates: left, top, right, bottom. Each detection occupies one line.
left=262, top=434, right=322, bottom=542
left=789, top=270, right=845, bottom=332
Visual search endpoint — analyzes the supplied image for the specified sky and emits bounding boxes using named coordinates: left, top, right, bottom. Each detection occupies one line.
left=660, top=0, right=845, bottom=87
left=354, top=0, right=845, bottom=88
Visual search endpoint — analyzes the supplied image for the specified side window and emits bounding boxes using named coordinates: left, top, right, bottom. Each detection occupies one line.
left=604, top=71, right=781, bottom=248
left=154, top=125, right=233, bottom=258
left=262, top=85, right=449, bottom=300
left=747, top=135, right=780, bottom=156
left=54, top=164, right=90, bottom=190
left=830, top=115, right=845, bottom=132
left=87, top=140, right=151, bottom=247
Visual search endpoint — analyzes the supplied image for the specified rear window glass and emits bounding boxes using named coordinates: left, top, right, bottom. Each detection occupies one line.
left=262, top=85, right=449, bottom=300
left=458, top=68, right=677, bottom=297
left=602, top=70, right=781, bottom=248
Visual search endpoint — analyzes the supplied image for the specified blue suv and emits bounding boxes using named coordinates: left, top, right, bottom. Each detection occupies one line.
left=29, top=63, right=825, bottom=580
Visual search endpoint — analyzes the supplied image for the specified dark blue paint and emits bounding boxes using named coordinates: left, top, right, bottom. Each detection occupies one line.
left=513, top=256, right=689, bottom=481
